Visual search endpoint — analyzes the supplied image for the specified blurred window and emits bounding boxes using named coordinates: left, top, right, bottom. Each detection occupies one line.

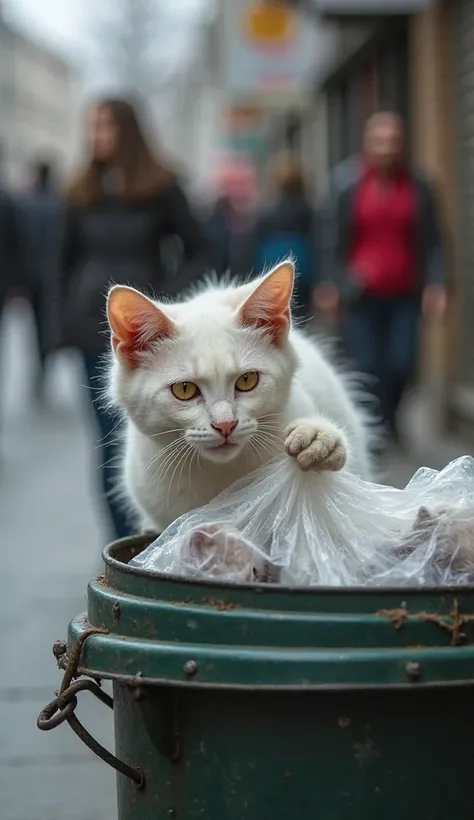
left=326, top=20, right=409, bottom=171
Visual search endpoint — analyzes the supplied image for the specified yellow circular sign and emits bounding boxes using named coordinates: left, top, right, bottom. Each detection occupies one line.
left=244, top=0, right=297, bottom=49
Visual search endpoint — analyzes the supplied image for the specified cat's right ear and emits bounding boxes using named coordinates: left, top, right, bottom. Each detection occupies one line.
left=107, top=286, right=175, bottom=368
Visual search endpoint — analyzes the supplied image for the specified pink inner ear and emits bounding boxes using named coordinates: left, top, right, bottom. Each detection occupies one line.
left=107, top=288, right=174, bottom=366
left=240, top=307, right=290, bottom=343
left=239, top=262, right=293, bottom=343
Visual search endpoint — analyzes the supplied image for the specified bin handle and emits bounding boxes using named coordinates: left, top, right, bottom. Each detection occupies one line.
left=37, top=630, right=145, bottom=790
left=37, top=678, right=144, bottom=787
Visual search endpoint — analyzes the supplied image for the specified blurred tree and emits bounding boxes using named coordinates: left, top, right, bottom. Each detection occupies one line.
left=89, top=0, right=175, bottom=98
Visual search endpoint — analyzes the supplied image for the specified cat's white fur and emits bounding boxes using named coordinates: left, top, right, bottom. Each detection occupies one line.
left=106, top=262, right=373, bottom=533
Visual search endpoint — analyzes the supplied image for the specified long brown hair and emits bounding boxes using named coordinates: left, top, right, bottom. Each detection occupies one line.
left=67, top=98, right=173, bottom=206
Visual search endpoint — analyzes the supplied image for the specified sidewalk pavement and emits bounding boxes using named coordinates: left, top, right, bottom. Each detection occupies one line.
left=0, top=304, right=116, bottom=820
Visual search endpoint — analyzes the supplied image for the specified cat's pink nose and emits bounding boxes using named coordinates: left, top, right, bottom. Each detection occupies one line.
left=212, top=420, right=238, bottom=439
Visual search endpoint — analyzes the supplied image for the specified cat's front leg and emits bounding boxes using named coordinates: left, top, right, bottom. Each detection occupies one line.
left=284, top=418, right=348, bottom=472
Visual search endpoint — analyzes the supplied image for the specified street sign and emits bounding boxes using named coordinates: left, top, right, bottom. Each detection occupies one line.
left=221, top=0, right=316, bottom=107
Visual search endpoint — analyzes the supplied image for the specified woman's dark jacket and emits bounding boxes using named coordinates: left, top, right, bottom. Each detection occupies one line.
left=57, top=178, right=209, bottom=355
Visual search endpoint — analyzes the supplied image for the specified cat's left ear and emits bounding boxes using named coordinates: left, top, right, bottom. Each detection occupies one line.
left=107, top=286, right=176, bottom=368
left=238, top=260, right=294, bottom=344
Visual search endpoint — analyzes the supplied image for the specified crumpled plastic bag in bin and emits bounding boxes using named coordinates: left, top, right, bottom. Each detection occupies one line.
left=130, top=455, right=474, bottom=587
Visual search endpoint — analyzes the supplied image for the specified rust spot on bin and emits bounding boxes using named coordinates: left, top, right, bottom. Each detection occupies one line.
left=377, top=608, right=408, bottom=630
left=419, top=599, right=474, bottom=646
left=378, top=600, right=474, bottom=646
left=202, top=598, right=238, bottom=612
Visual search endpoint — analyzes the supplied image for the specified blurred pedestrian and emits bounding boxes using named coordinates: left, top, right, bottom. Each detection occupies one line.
left=316, top=112, right=448, bottom=446
left=204, top=158, right=258, bottom=279
left=0, top=186, right=18, bottom=309
left=58, top=97, right=208, bottom=540
left=17, top=159, right=62, bottom=402
left=0, top=183, right=20, bottom=436
left=205, top=195, right=233, bottom=276
left=252, top=152, right=318, bottom=321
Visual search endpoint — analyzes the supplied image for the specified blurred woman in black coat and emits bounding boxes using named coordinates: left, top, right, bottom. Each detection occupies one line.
left=58, top=98, right=209, bottom=540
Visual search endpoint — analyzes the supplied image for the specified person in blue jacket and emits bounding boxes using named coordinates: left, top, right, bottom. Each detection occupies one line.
left=252, top=153, right=318, bottom=321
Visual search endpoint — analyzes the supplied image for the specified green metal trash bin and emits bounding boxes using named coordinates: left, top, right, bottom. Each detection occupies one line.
left=38, top=534, right=474, bottom=820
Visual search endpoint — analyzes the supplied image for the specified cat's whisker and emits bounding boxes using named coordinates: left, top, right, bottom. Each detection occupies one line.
left=254, top=430, right=285, bottom=451
left=101, top=454, right=123, bottom=471
left=258, top=421, right=285, bottom=431
left=178, top=445, right=196, bottom=490
left=166, top=445, right=193, bottom=508
left=256, top=423, right=283, bottom=433
left=95, top=439, right=123, bottom=451
left=251, top=432, right=281, bottom=460
left=144, top=436, right=187, bottom=477
left=139, top=432, right=189, bottom=479
left=145, top=449, right=174, bottom=480
left=157, top=440, right=190, bottom=485
left=98, top=418, right=124, bottom=442
left=148, top=428, right=185, bottom=440
left=257, top=415, right=285, bottom=428
left=256, top=427, right=285, bottom=441
left=242, top=441, right=251, bottom=466
left=154, top=446, right=187, bottom=485
left=94, top=418, right=127, bottom=451
left=153, top=436, right=187, bottom=461
left=257, top=428, right=285, bottom=439
left=187, top=448, right=198, bottom=486
left=158, top=437, right=187, bottom=463
left=249, top=441, right=272, bottom=463
left=245, top=436, right=264, bottom=465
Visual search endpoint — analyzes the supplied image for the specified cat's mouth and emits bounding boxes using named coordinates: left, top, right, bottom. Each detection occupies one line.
left=200, top=439, right=243, bottom=463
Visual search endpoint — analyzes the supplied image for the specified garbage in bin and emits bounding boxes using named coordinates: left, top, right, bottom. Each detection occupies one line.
left=131, top=455, right=474, bottom=587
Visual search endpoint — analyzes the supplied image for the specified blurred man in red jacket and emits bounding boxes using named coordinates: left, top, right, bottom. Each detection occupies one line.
left=316, top=112, right=448, bottom=449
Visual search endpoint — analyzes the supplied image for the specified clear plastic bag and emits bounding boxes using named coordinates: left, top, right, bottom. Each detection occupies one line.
left=130, top=456, right=474, bottom=587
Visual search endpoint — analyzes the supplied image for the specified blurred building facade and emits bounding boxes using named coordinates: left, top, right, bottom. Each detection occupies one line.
left=452, top=0, right=474, bottom=432
left=166, top=17, right=222, bottom=199
left=205, top=0, right=329, bottom=201
left=0, top=8, right=79, bottom=187
left=310, top=0, right=468, bottom=436
left=202, top=0, right=473, bottom=438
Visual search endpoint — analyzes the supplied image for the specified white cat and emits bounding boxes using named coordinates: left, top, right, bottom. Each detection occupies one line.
left=106, top=261, right=373, bottom=533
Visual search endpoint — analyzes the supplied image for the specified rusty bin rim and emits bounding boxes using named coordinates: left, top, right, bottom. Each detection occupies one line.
left=67, top=612, right=474, bottom=691
left=58, top=537, right=474, bottom=691
left=103, top=534, right=474, bottom=597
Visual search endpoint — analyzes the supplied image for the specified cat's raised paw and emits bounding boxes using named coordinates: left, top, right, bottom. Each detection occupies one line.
left=284, top=419, right=347, bottom=472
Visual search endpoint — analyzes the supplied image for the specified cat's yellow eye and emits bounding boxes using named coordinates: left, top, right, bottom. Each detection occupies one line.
left=235, top=372, right=259, bottom=392
left=171, top=381, right=199, bottom=401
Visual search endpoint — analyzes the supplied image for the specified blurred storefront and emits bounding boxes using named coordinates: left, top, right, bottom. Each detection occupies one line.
left=219, top=105, right=272, bottom=178
left=409, top=0, right=458, bottom=436
left=207, top=0, right=467, bottom=437
left=324, top=19, right=410, bottom=171
left=315, top=0, right=460, bottom=438
left=451, top=0, right=474, bottom=433
left=212, top=0, right=332, bottom=201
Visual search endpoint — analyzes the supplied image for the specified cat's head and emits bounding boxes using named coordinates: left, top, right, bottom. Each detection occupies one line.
left=106, top=261, right=297, bottom=464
